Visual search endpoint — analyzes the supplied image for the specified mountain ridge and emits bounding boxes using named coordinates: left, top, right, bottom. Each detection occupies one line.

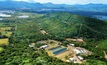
left=0, top=1, right=107, bottom=12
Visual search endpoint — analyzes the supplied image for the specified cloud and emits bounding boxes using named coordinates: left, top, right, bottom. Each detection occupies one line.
left=6, top=0, right=107, bottom=4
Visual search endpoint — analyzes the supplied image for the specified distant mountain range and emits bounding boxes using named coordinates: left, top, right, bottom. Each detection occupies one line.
left=0, top=1, right=107, bottom=20
left=0, top=1, right=106, bottom=12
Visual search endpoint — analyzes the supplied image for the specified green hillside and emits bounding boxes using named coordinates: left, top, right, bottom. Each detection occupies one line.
left=15, top=12, right=107, bottom=40
left=1, top=12, right=107, bottom=65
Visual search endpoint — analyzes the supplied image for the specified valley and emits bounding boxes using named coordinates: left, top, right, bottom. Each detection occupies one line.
left=0, top=11, right=107, bottom=65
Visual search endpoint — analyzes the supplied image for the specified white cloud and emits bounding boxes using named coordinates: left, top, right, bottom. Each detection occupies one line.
left=12, top=0, right=107, bottom=4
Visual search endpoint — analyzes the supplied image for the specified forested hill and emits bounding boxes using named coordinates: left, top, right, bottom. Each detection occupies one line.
left=0, top=12, right=107, bottom=65
left=36, top=12, right=107, bottom=39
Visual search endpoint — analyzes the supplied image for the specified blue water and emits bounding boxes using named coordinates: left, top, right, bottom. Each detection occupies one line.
left=99, top=16, right=107, bottom=20
left=53, top=48, right=67, bottom=55
left=93, top=15, right=107, bottom=20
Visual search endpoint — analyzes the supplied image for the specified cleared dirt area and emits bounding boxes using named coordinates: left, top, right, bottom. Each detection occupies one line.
left=103, top=51, right=107, bottom=60
left=45, top=49, right=55, bottom=56
left=66, top=38, right=85, bottom=43
left=46, top=44, right=74, bottom=62
left=40, top=30, right=48, bottom=35
left=40, top=39, right=92, bottom=64
left=55, top=50, right=71, bottom=61
left=46, top=46, right=70, bottom=62
left=37, top=40, right=61, bottom=45
left=46, top=45, right=92, bottom=63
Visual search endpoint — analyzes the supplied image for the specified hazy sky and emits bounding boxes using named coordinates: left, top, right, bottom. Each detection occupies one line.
left=2, top=0, right=107, bottom=4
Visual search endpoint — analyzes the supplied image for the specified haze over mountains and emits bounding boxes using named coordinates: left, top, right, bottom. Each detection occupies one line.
left=0, top=1, right=107, bottom=20
left=0, top=1, right=107, bottom=12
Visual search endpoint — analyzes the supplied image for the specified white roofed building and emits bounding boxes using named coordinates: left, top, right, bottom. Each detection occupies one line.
left=40, top=45, right=48, bottom=49
left=74, top=48, right=81, bottom=54
left=69, top=44, right=75, bottom=46
left=69, top=58, right=74, bottom=61
left=66, top=60, right=70, bottom=62
left=77, top=56, right=84, bottom=60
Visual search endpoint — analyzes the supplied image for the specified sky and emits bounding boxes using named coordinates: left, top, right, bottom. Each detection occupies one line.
left=1, top=0, right=107, bottom=5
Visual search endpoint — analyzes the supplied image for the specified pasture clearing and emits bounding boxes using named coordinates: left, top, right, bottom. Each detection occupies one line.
left=0, top=27, right=12, bottom=31
left=1, top=32, right=12, bottom=37
left=0, top=38, right=9, bottom=45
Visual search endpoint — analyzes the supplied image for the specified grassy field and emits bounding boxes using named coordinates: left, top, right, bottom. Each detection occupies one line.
left=0, top=27, right=13, bottom=37
left=0, top=38, right=9, bottom=45
left=0, top=27, right=12, bottom=31
left=1, top=32, right=12, bottom=37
